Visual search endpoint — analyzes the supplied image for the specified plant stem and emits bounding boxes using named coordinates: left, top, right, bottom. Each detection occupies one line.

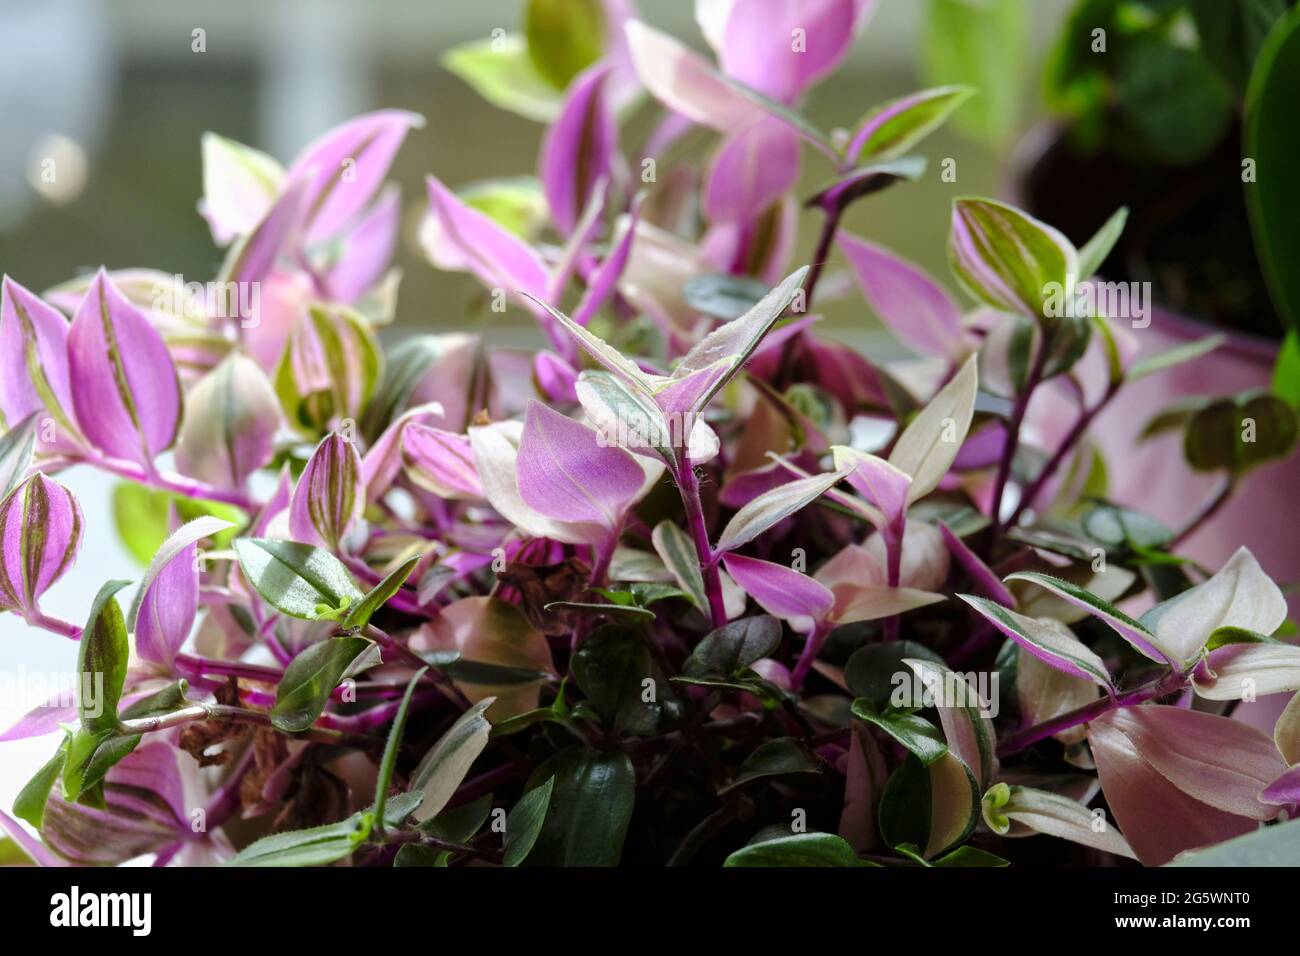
left=1169, top=477, right=1236, bottom=550
left=117, top=702, right=376, bottom=749
left=791, top=621, right=831, bottom=690
left=26, top=611, right=81, bottom=639
left=1007, top=380, right=1121, bottom=528
left=990, top=332, right=1051, bottom=540
left=675, top=460, right=727, bottom=628
left=996, top=670, right=1186, bottom=758
left=88, top=451, right=261, bottom=511
left=775, top=201, right=843, bottom=387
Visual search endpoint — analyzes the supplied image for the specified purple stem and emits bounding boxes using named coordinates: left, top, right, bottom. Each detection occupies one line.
left=675, top=460, right=727, bottom=628
left=990, top=334, right=1050, bottom=540
left=88, top=450, right=261, bottom=511
left=1007, top=381, right=1121, bottom=528
left=996, top=669, right=1186, bottom=758
left=791, top=621, right=830, bottom=690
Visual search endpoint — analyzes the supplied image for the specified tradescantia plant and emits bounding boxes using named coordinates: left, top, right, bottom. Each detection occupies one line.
left=2, top=0, right=1299, bottom=870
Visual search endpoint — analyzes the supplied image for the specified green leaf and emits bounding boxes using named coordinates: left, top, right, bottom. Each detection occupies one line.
left=373, top=667, right=427, bottom=827
left=681, top=274, right=770, bottom=321
left=851, top=702, right=949, bottom=766
left=683, top=615, right=782, bottom=679
left=651, top=520, right=707, bottom=609
left=724, top=831, right=864, bottom=867
left=504, top=776, right=555, bottom=866
left=1183, top=390, right=1299, bottom=474
left=933, top=845, right=1010, bottom=867
left=120, top=680, right=191, bottom=720
left=1076, top=207, right=1128, bottom=279
left=949, top=197, right=1077, bottom=319
left=13, top=745, right=65, bottom=828
left=61, top=730, right=141, bottom=803
left=342, top=555, right=419, bottom=632
left=720, top=737, right=821, bottom=794
left=920, top=0, right=1028, bottom=149
left=272, top=636, right=378, bottom=732
left=1274, top=331, right=1300, bottom=408
left=460, top=176, right=549, bottom=238
left=878, top=751, right=980, bottom=859
left=1080, top=502, right=1173, bottom=552
left=233, top=537, right=363, bottom=620
left=402, top=793, right=496, bottom=866
left=77, top=580, right=133, bottom=733
left=226, top=813, right=371, bottom=867
left=1189, top=0, right=1289, bottom=93
left=360, top=336, right=468, bottom=441
left=443, top=34, right=565, bottom=123
left=0, top=411, right=38, bottom=501
left=1167, top=816, right=1300, bottom=866
left=1204, top=625, right=1283, bottom=652
left=1115, top=36, right=1234, bottom=165
left=524, top=0, right=605, bottom=89
left=544, top=599, right=656, bottom=623
left=572, top=625, right=660, bottom=735
left=844, top=640, right=945, bottom=710
left=409, top=698, right=494, bottom=823
left=849, top=86, right=975, bottom=162
left=576, top=370, right=678, bottom=465
left=1128, top=334, right=1226, bottom=381
left=1004, top=570, right=1166, bottom=664
left=526, top=747, right=634, bottom=866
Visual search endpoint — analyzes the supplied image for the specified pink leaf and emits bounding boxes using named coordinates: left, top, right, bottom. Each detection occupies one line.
left=837, top=232, right=964, bottom=359
left=0, top=276, right=79, bottom=448
left=425, top=174, right=550, bottom=302
left=722, top=552, right=834, bottom=626
left=67, top=270, right=182, bottom=467
left=130, top=516, right=231, bottom=667
left=1088, top=708, right=1261, bottom=866
left=711, top=0, right=876, bottom=103
left=403, top=423, right=484, bottom=500
left=516, top=401, right=644, bottom=529
left=326, top=185, right=400, bottom=304
left=540, top=62, right=618, bottom=235
left=289, top=432, right=363, bottom=549
left=285, top=110, right=422, bottom=245
left=704, top=117, right=800, bottom=223
left=0, top=474, right=82, bottom=615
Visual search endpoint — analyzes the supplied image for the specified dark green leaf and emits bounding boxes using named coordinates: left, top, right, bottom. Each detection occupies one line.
left=61, top=730, right=141, bottom=803
left=572, top=625, right=660, bottom=734
left=1183, top=391, right=1299, bottom=474
left=933, top=845, right=1010, bottom=867
left=13, top=745, right=65, bottom=828
left=683, top=615, right=782, bottom=679
left=234, top=538, right=363, bottom=620
left=723, top=831, right=864, bottom=867
left=373, top=667, right=427, bottom=826
left=272, top=636, right=378, bottom=732
left=343, top=555, right=419, bottom=631
left=77, top=580, right=132, bottom=733
left=526, top=747, right=634, bottom=866
left=504, top=776, right=555, bottom=866
left=720, top=737, right=821, bottom=794
left=119, top=680, right=191, bottom=720
left=851, top=702, right=949, bottom=766
left=845, top=641, right=945, bottom=710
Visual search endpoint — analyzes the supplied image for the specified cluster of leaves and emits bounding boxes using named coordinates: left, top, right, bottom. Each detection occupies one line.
left=1, top=0, right=1299, bottom=870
